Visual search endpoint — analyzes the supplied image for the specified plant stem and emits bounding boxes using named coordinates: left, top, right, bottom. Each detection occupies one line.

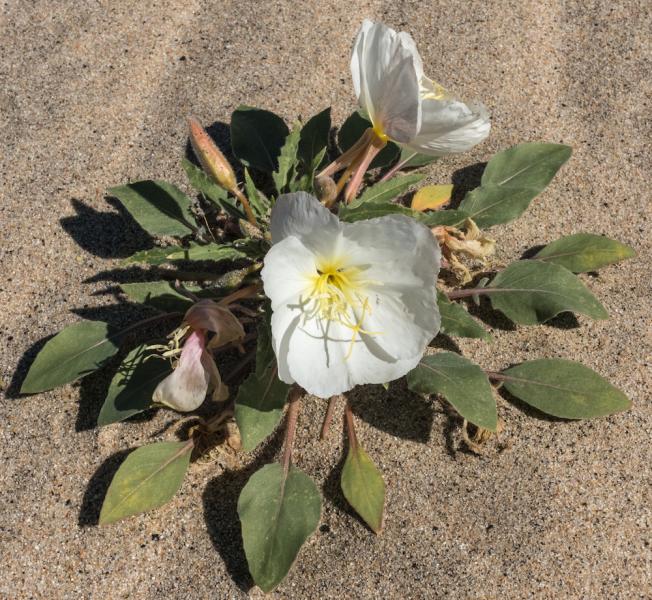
left=319, top=396, right=339, bottom=441
left=218, top=282, right=262, bottom=306
left=282, top=387, right=302, bottom=476
left=485, top=370, right=508, bottom=382
left=233, top=188, right=259, bottom=227
left=446, top=287, right=493, bottom=300
left=378, top=152, right=417, bottom=183
left=343, top=401, right=359, bottom=450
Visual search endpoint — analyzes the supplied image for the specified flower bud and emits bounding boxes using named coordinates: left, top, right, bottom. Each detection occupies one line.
left=188, top=116, right=238, bottom=194
left=314, top=175, right=337, bottom=206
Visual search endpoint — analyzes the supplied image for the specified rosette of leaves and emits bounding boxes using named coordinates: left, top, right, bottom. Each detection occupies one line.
left=19, top=105, right=634, bottom=592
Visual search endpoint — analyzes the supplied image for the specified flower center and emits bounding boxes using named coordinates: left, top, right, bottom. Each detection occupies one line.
left=303, top=257, right=381, bottom=358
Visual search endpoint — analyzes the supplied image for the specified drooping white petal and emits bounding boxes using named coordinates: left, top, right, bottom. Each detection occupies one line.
left=350, top=20, right=421, bottom=142
left=153, top=330, right=210, bottom=412
left=406, top=95, right=491, bottom=156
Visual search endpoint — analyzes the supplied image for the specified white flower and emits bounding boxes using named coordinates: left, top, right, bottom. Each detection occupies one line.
left=261, top=192, right=441, bottom=398
left=351, top=19, right=490, bottom=156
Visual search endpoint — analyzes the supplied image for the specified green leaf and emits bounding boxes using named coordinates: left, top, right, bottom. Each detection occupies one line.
left=21, top=321, right=120, bottom=394
left=298, top=107, right=331, bottom=170
left=235, top=311, right=289, bottom=452
left=120, top=281, right=209, bottom=312
left=486, top=260, right=608, bottom=324
left=108, top=180, right=196, bottom=237
left=418, top=209, right=470, bottom=227
left=165, top=242, right=249, bottom=263
left=338, top=111, right=400, bottom=169
left=397, top=147, right=438, bottom=169
left=339, top=201, right=415, bottom=223
left=459, top=143, right=572, bottom=227
left=272, top=125, right=301, bottom=193
left=349, top=173, right=424, bottom=208
left=234, top=366, right=290, bottom=452
left=182, top=158, right=245, bottom=219
left=341, top=445, right=385, bottom=533
left=238, top=463, right=321, bottom=592
left=534, top=233, right=635, bottom=272
left=407, top=352, right=497, bottom=431
left=243, top=168, right=270, bottom=217
left=437, top=291, right=490, bottom=339
left=231, top=106, right=289, bottom=173
left=122, top=246, right=182, bottom=266
left=122, top=242, right=249, bottom=268
left=499, top=358, right=631, bottom=419
left=98, top=344, right=170, bottom=426
left=99, top=441, right=192, bottom=525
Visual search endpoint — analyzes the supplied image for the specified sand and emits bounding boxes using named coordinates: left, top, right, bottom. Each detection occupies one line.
left=1, top=0, right=651, bottom=598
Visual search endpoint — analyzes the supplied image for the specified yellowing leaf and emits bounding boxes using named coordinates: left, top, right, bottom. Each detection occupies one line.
left=411, top=184, right=453, bottom=212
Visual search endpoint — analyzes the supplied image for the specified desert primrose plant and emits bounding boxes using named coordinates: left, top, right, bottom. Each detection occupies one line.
left=19, top=20, right=635, bottom=592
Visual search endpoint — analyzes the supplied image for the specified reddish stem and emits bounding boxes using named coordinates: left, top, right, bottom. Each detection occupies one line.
left=378, top=151, right=417, bottom=183
left=344, top=401, right=359, bottom=450
left=320, top=396, right=339, bottom=441
left=282, top=387, right=302, bottom=476
left=446, top=287, right=493, bottom=300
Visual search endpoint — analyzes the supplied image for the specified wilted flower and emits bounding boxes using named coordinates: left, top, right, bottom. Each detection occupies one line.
left=433, top=218, right=495, bottom=283
left=153, top=300, right=245, bottom=412
left=261, top=192, right=441, bottom=398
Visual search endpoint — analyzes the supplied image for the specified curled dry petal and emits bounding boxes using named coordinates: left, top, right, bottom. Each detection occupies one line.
left=432, top=218, right=495, bottom=283
left=185, top=299, right=245, bottom=349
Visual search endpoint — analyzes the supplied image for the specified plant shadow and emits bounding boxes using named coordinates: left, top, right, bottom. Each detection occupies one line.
left=5, top=334, right=56, bottom=399
left=520, top=245, right=546, bottom=259
left=450, top=162, right=486, bottom=208
left=465, top=297, right=517, bottom=331
left=60, top=197, right=153, bottom=259
left=346, top=380, right=433, bottom=444
left=78, top=448, right=132, bottom=526
left=202, top=425, right=285, bottom=593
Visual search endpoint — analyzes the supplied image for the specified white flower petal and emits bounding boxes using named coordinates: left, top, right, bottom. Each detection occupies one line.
left=351, top=20, right=421, bottom=142
left=270, top=192, right=340, bottom=250
left=281, top=312, right=423, bottom=398
left=351, top=19, right=373, bottom=103
left=153, top=330, right=209, bottom=412
left=406, top=96, right=491, bottom=156
left=261, top=235, right=316, bottom=311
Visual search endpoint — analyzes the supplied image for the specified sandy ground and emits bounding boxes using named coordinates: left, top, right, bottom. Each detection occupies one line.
left=1, top=0, right=651, bottom=598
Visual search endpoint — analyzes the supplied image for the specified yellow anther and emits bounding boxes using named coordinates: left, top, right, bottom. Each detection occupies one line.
left=302, top=257, right=382, bottom=360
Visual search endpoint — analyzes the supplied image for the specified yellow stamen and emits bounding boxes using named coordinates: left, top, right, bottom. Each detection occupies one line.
left=301, top=257, right=382, bottom=359
left=372, top=123, right=389, bottom=143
